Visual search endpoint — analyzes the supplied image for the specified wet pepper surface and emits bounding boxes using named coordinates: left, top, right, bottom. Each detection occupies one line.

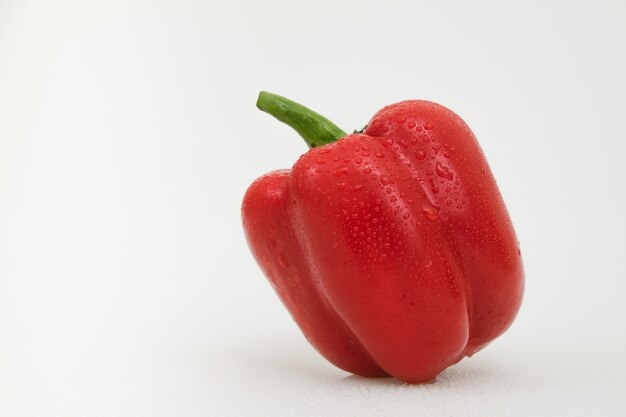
left=242, top=92, right=524, bottom=383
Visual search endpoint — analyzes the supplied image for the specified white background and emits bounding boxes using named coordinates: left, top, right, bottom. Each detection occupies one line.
left=1, top=0, right=625, bottom=415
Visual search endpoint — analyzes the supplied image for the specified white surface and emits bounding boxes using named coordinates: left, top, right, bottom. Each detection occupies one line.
left=1, top=0, right=625, bottom=415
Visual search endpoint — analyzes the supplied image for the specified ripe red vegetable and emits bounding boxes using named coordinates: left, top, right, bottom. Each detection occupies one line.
left=242, top=92, right=524, bottom=383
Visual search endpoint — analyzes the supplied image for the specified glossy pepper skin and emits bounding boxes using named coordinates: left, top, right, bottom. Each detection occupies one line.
left=242, top=92, right=523, bottom=383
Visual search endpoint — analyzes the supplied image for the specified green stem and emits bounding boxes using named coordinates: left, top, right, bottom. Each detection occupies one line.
left=256, top=91, right=347, bottom=149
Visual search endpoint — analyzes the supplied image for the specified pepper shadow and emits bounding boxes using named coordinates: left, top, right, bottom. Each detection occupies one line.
left=342, top=359, right=495, bottom=388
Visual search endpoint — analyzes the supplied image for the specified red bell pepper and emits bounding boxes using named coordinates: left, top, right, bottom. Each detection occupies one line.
left=242, top=92, right=524, bottom=383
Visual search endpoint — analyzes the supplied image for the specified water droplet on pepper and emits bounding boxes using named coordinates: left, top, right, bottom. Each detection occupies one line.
left=436, top=162, right=454, bottom=180
left=422, top=204, right=439, bottom=220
